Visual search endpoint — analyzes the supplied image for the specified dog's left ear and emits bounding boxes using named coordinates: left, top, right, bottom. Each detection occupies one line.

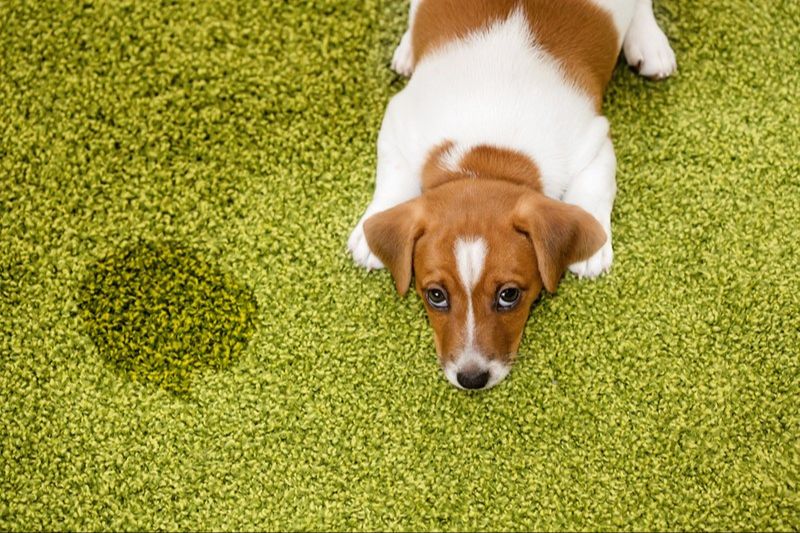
left=363, top=199, right=425, bottom=296
left=512, top=192, right=606, bottom=293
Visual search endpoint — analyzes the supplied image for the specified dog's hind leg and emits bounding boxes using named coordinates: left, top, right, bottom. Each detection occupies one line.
left=623, top=0, right=677, bottom=79
left=391, top=0, right=422, bottom=77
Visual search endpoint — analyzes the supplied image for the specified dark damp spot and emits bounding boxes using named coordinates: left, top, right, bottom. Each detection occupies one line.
left=78, top=240, right=257, bottom=395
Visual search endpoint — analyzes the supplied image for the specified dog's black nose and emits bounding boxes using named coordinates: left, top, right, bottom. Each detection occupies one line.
left=457, top=369, right=490, bottom=390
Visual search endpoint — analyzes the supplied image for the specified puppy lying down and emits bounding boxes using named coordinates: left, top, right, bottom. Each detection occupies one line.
left=348, top=0, right=676, bottom=390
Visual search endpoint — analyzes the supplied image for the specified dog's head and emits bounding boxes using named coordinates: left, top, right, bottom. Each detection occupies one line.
left=364, top=179, right=605, bottom=390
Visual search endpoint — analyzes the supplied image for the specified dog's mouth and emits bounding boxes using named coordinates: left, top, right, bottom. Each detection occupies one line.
left=442, top=354, right=512, bottom=391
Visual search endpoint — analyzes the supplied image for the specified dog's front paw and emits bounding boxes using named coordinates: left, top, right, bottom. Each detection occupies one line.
left=391, top=31, right=414, bottom=77
left=348, top=217, right=385, bottom=270
left=569, top=239, right=613, bottom=279
left=624, top=25, right=677, bottom=80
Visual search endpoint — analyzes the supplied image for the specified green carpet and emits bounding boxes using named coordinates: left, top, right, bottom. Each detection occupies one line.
left=1, top=0, right=798, bottom=530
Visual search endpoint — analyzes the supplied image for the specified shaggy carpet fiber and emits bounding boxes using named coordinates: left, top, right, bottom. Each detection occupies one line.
left=1, top=0, right=798, bottom=530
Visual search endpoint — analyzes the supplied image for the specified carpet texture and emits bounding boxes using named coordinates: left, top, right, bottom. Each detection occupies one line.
left=1, top=0, right=798, bottom=530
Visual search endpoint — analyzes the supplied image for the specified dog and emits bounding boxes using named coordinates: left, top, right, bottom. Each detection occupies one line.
left=348, top=0, right=676, bottom=390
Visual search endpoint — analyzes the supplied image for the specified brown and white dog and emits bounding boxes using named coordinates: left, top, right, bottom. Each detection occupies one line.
left=348, top=0, right=676, bottom=390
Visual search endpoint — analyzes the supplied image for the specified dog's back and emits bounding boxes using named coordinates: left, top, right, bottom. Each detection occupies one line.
left=411, top=0, right=634, bottom=108
left=392, top=1, right=621, bottom=199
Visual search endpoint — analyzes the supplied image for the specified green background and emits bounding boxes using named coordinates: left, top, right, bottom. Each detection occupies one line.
left=1, top=0, right=798, bottom=530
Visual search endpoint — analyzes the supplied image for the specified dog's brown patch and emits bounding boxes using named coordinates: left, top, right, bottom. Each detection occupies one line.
left=412, top=0, right=619, bottom=108
left=421, top=142, right=543, bottom=192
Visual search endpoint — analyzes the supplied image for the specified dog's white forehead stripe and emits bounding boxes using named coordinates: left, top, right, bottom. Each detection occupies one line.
left=455, top=237, right=487, bottom=353
left=455, top=237, right=487, bottom=291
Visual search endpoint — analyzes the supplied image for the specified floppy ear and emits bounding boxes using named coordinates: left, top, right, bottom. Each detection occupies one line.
left=363, top=199, right=424, bottom=296
left=512, top=192, right=607, bottom=293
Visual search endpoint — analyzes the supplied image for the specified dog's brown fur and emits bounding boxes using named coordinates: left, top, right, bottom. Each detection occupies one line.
left=364, top=146, right=605, bottom=367
left=412, top=0, right=619, bottom=109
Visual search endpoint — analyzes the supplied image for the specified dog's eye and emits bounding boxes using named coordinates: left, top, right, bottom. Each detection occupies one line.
left=497, top=286, right=521, bottom=310
left=426, top=287, right=449, bottom=310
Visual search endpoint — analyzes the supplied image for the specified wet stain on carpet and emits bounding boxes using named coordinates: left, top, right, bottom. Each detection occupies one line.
left=78, top=240, right=257, bottom=394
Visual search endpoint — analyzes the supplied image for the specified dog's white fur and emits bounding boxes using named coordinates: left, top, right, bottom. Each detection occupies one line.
left=455, top=238, right=486, bottom=354
left=349, top=0, right=676, bottom=278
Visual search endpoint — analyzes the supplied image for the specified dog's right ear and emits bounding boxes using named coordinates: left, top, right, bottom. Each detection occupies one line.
left=512, top=192, right=606, bottom=293
left=363, top=199, right=425, bottom=296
